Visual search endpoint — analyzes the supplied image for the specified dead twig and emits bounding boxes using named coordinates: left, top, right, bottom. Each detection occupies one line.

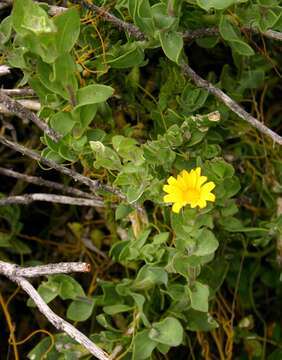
left=0, top=166, right=99, bottom=199
left=72, top=0, right=145, bottom=40
left=181, top=63, right=282, bottom=145
left=0, top=135, right=125, bottom=199
left=0, top=193, right=106, bottom=207
left=0, top=88, right=36, bottom=97
left=0, top=260, right=110, bottom=360
left=0, top=91, right=61, bottom=142
left=69, top=2, right=282, bottom=145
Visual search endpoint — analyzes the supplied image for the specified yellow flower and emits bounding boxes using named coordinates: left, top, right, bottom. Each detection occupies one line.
left=163, top=167, right=216, bottom=213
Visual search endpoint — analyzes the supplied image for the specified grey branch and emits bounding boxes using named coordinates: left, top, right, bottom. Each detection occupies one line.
left=0, top=100, right=41, bottom=115
left=0, top=260, right=109, bottom=360
left=0, top=193, right=106, bottom=207
left=0, top=65, right=11, bottom=76
left=72, top=0, right=145, bottom=40
left=0, top=91, right=61, bottom=142
left=0, top=88, right=36, bottom=96
left=181, top=63, right=282, bottom=145
left=68, top=3, right=282, bottom=144
left=0, top=135, right=125, bottom=199
left=0, top=167, right=99, bottom=199
left=182, top=26, right=282, bottom=42
left=0, top=261, right=91, bottom=278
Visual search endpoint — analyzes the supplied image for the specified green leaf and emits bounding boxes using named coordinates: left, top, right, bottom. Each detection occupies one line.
left=75, top=84, right=114, bottom=109
left=152, top=232, right=169, bottom=245
left=219, top=16, right=254, bottom=56
left=189, top=282, right=209, bottom=312
left=108, top=43, right=145, bottom=69
left=149, top=317, right=183, bottom=346
left=53, top=8, right=80, bottom=53
left=193, top=229, right=219, bottom=256
left=132, top=330, right=158, bottom=360
left=67, top=297, right=94, bottom=321
left=197, top=0, right=236, bottom=10
left=51, top=53, right=78, bottom=93
left=12, top=0, right=56, bottom=35
left=151, top=3, right=177, bottom=30
left=90, top=141, right=122, bottom=171
left=112, top=135, right=144, bottom=164
left=159, top=31, right=183, bottom=63
left=103, top=304, right=133, bottom=315
left=115, top=204, right=134, bottom=220
left=0, top=16, right=12, bottom=45
left=49, top=112, right=75, bottom=135
left=186, top=310, right=218, bottom=331
left=133, top=265, right=168, bottom=290
left=56, top=275, right=85, bottom=300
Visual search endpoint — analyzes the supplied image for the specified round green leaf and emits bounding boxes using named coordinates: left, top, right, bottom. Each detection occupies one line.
left=149, top=317, right=183, bottom=346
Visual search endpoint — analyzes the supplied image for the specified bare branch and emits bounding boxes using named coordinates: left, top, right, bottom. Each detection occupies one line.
left=0, top=88, right=36, bottom=96
left=72, top=0, right=146, bottom=40
left=0, top=135, right=126, bottom=199
left=46, top=4, right=67, bottom=16
left=263, top=29, right=282, bottom=41
left=0, top=91, right=61, bottom=142
left=182, top=26, right=282, bottom=42
left=0, top=193, right=107, bottom=207
left=0, top=261, right=90, bottom=278
left=181, top=63, right=282, bottom=145
left=0, top=260, right=109, bottom=360
left=0, top=166, right=99, bottom=199
left=0, top=65, right=11, bottom=76
left=66, top=3, right=281, bottom=144
left=182, top=27, right=219, bottom=41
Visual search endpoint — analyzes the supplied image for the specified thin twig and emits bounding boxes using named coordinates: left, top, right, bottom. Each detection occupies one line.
left=72, top=0, right=145, bottom=40
left=0, top=135, right=125, bottom=198
left=0, top=88, right=36, bottom=96
left=0, top=166, right=99, bottom=199
left=182, top=27, right=219, bottom=41
left=0, top=260, right=110, bottom=360
left=68, top=2, right=282, bottom=144
left=0, top=193, right=106, bottom=207
left=0, top=100, right=41, bottom=115
left=181, top=63, right=282, bottom=145
left=182, top=26, right=282, bottom=42
left=0, top=65, right=11, bottom=76
left=0, top=91, right=61, bottom=142
left=0, top=261, right=90, bottom=278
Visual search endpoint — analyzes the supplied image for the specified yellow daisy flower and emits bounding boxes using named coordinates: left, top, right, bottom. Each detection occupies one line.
left=163, top=167, right=216, bottom=213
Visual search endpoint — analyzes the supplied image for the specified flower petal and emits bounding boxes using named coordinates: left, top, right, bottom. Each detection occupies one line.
left=201, top=181, right=215, bottom=195
left=163, top=184, right=174, bottom=193
left=198, top=199, right=207, bottom=208
left=204, top=193, right=216, bottom=202
left=167, top=176, right=177, bottom=185
left=197, top=175, right=207, bottom=188
left=172, top=202, right=184, bottom=213
left=163, top=194, right=178, bottom=203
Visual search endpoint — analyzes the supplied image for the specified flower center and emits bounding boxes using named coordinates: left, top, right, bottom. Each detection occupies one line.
left=183, top=188, right=200, bottom=203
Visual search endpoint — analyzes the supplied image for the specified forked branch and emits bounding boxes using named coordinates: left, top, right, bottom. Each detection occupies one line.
left=0, top=261, right=109, bottom=360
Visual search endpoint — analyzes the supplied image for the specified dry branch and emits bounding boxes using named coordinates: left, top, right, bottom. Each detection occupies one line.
left=0, top=193, right=106, bottom=207
left=0, top=65, right=11, bottom=76
left=0, top=261, right=91, bottom=277
left=0, top=88, right=36, bottom=96
left=72, top=0, right=145, bottom=40
left=0, top=166, right=100, bottom=199
left=0, top=91, right=61, bottom=142
left=69, top=2, right=282, bottom=145
left=181, top=63, right=282, bottom=145
left=182, top=26, right=282, bottom=42
left=0, top=135, right=125, bottom=199
left=0, top=260, right=109, bottom=360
